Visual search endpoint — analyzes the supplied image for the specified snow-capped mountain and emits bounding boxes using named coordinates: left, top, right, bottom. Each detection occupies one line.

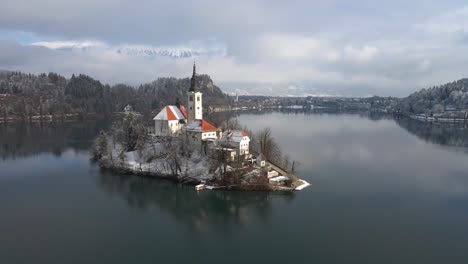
left=113, top=45, right=223, bottom=59
left=30, top=41, right=103, bottom=51
left=30, top=41, right=226, bottom=59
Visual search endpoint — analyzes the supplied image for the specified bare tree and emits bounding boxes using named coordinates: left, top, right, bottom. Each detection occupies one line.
left=291, top=160, right=300, bottom=175
left=207, top=145, right=230, bottom=179
left=91, top=130, right=108, bottom=161
left=162, top=138, right=182, bottom=176
left=281, top=153, right=291, bottom=171
left=135, top=124, right=147, bottom=172
left=118, top=149, right=126, bottom=169
left=257, top=127, right=282, bottom=163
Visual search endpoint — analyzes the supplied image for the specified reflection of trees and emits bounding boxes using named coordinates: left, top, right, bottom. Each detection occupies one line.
left=396, top=118, right=468, bottom=148
left=207, top=109, right=392, bottom=126
left=97, top=170, right=295, bottom=234
left=0, top=121, right=111, bottom=160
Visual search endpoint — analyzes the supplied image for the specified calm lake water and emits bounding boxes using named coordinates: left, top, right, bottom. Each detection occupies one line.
left=2, top=111, right=468, bottom=263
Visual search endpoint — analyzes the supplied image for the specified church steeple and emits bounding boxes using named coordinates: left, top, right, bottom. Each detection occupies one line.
left=187, top=63, right=203, bottom=122
left=189, top=62, right=199, bottom=92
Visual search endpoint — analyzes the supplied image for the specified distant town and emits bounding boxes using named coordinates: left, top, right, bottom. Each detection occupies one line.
left=225, top=95, right=397, bottom=113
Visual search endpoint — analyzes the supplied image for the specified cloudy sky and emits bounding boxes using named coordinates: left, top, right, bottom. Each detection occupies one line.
left=1, top=0, right=468, bottom=96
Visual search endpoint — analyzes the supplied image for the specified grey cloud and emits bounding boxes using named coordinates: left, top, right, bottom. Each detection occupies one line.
left=1, top=1, right=468, bottom=96
left=0, top=1, right=463, bottom=45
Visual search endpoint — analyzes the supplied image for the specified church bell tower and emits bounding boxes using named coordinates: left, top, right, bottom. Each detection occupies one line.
left=187, top=63, right=203, bottom=123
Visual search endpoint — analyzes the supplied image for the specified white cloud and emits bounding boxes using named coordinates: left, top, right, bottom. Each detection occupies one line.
left=2, top=36, right=467, bottom=97
left=343, top=45, right=379, bottom=62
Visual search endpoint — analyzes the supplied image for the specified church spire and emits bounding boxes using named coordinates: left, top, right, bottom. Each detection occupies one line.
left=189, top=62, right=199, bottom=92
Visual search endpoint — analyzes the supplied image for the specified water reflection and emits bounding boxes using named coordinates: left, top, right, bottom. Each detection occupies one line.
left=97, top=170, right=295, bottom=233
left=396, top=117, right=468, bottom=148
left=0, top=121, right=110, bottom=160
left=219, top=109, right=468, bottom=151
left=209, top=108, right=392, bottom=123
left=3, top=112, right=468, bottom=263
left=3, top=113, right=468, bottom=161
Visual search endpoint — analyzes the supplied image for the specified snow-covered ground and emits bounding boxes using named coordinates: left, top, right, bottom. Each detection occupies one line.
left=102, top=139, right=219, bottom=182
left=98, top=136, right=310, bottom=191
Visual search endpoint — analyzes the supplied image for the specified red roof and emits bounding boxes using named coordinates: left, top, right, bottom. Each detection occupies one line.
left=242, top=131, right=248, bottom=137
left=179, top=106, right=188, bottom=119
left=154, top=105, right=186, bottom=121
left=201, top=120, right=217, bottom=132
left=166, top=106, right=177, bottom=121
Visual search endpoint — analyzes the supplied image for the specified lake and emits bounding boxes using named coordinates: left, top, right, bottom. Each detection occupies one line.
left=1, top=111, right=468, bottom=264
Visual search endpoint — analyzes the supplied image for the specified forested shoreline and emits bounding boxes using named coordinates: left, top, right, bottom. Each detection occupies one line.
left=0, top=71, right=231, bottom=122
left=2, top=70, right=468, bottom=122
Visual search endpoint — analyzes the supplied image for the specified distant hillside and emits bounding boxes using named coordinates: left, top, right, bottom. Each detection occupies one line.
left=139, top=74, right=231, bottom=111
left=0, top=71, right=231, bottom=121
left=397, top=78, right=468, bottom=114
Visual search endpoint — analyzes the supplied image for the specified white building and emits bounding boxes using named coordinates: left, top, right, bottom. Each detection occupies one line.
left=124, top=104, right=133, bottom=114
left=221, top=130, right=250, bottom=156
left=256, top=153, right=266, bottom=167
left=153, top=105, right=187, bottom=136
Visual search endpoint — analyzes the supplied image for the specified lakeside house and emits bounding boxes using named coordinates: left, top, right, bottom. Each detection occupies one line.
left=124, top=104, right=133, bottom=114
left=221, top=130, right=250, bottom=156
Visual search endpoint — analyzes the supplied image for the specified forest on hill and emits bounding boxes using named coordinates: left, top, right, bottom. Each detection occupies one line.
left=0, top=71, right=231, bottom=121
left=396, top=78, right=468, bottom=115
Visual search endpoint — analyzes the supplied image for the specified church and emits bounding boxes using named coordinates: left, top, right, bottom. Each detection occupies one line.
left=153, top=105, right=187, bottom=136
left=153, top=64, right=221, bottom=142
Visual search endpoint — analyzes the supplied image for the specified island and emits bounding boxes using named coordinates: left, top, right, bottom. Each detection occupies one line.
left=91, top=64, right=310, bottom=192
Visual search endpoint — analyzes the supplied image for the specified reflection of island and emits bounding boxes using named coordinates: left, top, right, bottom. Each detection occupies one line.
left=97, top=170, right=295, bottom=233
left=396, top=117, right=468, bottom=148
left=0, top=121, right=110, bottom=160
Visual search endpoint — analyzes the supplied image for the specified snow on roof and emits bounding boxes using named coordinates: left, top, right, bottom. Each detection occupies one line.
left=222, top=130, right=250, bottom=143
left=153, top=105, right=186, bottom=121
left=269, top=176, right=289, bottom=182
left=186, top=119, right=218, bottom=133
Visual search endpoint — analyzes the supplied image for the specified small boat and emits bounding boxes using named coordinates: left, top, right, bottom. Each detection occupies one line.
left=195, top=184, right=205, bottom=191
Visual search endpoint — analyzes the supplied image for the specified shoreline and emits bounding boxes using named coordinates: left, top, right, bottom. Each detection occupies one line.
left=95, top=160, right=299, bottom=193
left=409, top=114, right=468, bottom=124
